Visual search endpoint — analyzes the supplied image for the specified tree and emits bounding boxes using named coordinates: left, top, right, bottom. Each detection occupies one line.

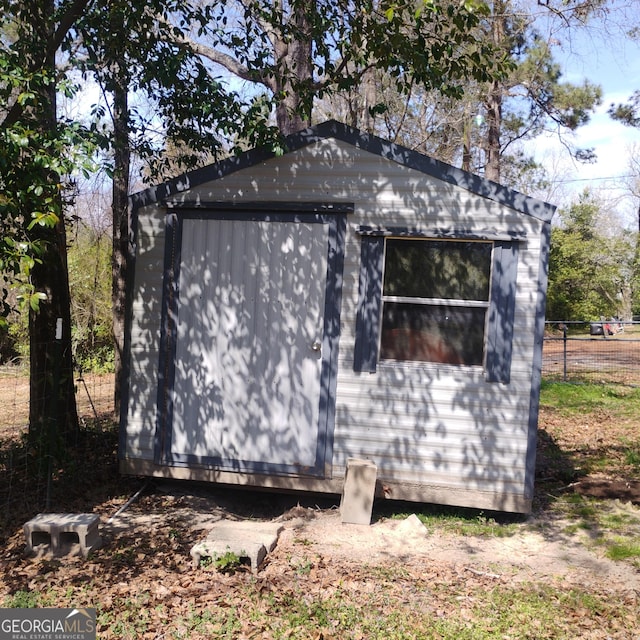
left=609, top=90, right=640, bottom=132
left=1, top=0, right=96, bottom=440
left=88, top=0, right=131, bottom=412
left=547, top=193, right=632, bottom=320
left=154, top=0, right=508, bottom=137
left=617, top=148, right=640, bottom=315
left=610, top=97, right=640, bottom=246
left=473, top=0, right=603, bottom=183
left=603, top=15, right=640, bottom=311
left=317, top=0, right=602, bottom=192
left=606, top=2, right=640, bottom=150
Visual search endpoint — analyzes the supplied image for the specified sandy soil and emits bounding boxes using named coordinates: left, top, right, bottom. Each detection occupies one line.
left=96, top=487, right=640, bottom=594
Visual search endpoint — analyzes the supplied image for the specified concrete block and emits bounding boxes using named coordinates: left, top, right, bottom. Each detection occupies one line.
left=206, top=521, right=283, bottom=553
left=340, top=458, right=377, bottom=525
left=24, top=513, right=101, bottom=558
left=191, top=540, right=266, bottom=573
left=190, top=520, right=283, bottom=573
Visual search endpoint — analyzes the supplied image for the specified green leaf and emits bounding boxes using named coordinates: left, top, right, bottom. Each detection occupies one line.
left=17, top=91, right=35, bottom=105
left=27, top=212, right=59, bottom=230
left=29, top=291, right=47, bottom=312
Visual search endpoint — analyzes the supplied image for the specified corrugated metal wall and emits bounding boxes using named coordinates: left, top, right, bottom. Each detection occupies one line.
left=170, top=217, right=328, bottom=468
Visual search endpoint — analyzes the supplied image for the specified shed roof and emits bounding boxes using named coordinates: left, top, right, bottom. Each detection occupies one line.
left=129, top=120, right=556, bottom=224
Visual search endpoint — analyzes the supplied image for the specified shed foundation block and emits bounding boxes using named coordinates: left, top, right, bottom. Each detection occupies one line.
left=340, top=458, right=377, bottom=525
left=190, top=520, right=283, bottom=573
left=24, top=513, right=101, bottom=558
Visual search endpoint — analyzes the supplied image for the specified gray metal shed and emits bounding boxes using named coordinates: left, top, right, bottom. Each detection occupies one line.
left=120, top=120, right=555, bottom=513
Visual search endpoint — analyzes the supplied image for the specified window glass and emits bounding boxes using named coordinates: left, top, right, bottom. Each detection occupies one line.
left=381, top=303, right=486, bottom=365
left=383, top=239, right=492, bottom=300
left=380, top=239, right=492, bottom=365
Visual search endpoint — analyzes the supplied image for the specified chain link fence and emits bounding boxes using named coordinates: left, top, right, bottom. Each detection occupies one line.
left=0, top=360, right=116, bottom=537
left=543, top=321, right=640, bottom=386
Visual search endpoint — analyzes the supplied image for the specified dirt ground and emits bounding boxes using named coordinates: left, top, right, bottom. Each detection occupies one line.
left=2, top=479, right=639, bottom=638
left=1, top=369, right=640, bottom=637
left=99, top=485, right=640, bottom=592
left=542, top=334, right=640, bottom=385
left=0, top=368, right=114, bottom=435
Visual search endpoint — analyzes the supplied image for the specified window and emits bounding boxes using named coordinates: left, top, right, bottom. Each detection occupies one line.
left=380, top=239, right=492, bottom=365
left=354, top=230, right=519, bottom=383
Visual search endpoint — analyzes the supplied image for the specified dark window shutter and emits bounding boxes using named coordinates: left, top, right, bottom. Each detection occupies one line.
left=353, top=236, right=384, bottom=372
left=485, top=241, right=519, bottom=384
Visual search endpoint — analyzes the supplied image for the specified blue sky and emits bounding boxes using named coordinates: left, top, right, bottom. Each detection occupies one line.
left=530, top=4, right=640, bottom=224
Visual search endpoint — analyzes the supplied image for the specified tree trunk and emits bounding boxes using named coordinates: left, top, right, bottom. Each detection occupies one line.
left=484, top=78, right=502, bottom=182
left=29, top=222, right=79, bottom=443
left=109, top=1, right=130, bottom=416
left=359, top=66, right=377, bottom=134
left=29, top=0, right=79, bottom=442
left=462, top=109, right=472, bottom=172
left=483, top=1, right=506, bottom=183
left=112, top=84, right=129, bottom=416
left=273, top=1, right=313, bottom=135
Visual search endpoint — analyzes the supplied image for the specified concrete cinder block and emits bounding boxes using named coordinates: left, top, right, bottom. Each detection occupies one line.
left=340, top=458, right=377, bottom=525
left=207, top=521, right=282, bottom=553
left=191, top=540, right=267, bottom=573
left=190, top=520, right=283, bottom=573
left=24, top=513, right=101, bottom=558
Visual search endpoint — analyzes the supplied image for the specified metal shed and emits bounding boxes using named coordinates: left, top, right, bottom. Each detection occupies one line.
left=120, top=120, right=555, bottom=513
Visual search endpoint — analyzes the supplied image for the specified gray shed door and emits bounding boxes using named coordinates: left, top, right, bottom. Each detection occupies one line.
left=164, top=214, right=337, bottom=474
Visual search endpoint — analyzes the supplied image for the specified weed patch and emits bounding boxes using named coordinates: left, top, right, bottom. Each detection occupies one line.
left=385, top=505, right=520, bottom=537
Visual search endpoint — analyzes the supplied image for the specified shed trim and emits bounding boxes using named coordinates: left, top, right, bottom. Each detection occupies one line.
left=524, top=220, right=553, bottom=499
left=353, top=235, right=385, bottom=373
left=355, top=225, right=527, bottom=242
left=165, top=200, right=355, bottom=214
left=155, top=211, right=182, bottom=463
left=117, top=193, right=141, bottom=462
left=353, top=231, right=519, bottom=383
left=120, top=458, right=532, bottom=513
left=485, top=240, right=519, bottom=384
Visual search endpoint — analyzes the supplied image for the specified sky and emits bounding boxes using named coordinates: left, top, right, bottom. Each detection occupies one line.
left=529, top=2, right=640, bottom=226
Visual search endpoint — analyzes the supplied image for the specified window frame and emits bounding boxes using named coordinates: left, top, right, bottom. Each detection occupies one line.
left=353, top=227, right=521, bottom=383
left=380, top=237, right=493, bottom=366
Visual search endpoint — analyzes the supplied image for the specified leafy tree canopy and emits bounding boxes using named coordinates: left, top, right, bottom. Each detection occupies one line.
left=547, top=193, right=633, bottom=321
left=0, top=4, right=96, bottom=326
left=609, top=89, right=640, bottom=128
left=71, top=0, right=512, bottom=179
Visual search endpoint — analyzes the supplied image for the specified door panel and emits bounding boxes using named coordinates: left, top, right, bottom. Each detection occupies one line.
left=168, top=217, right=329, bottom=472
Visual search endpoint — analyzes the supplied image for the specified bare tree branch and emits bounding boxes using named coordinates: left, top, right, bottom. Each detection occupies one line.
left=152, top=10, right=276, bottom=92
